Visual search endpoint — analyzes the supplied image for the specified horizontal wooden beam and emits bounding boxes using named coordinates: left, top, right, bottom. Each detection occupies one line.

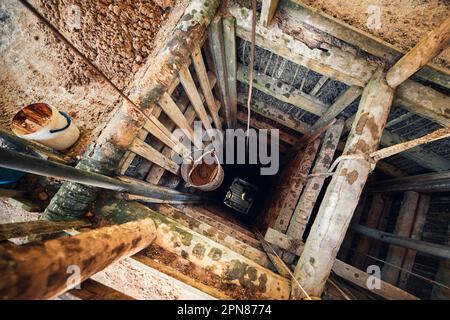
left=280, top=0, right=450, bottom=89
left=350, top=223, right=450, bottom=259
left=386, top=17, right=450, bottom=88
left=237, top=64, right=327, bottom=116
left=230, top=4, right=377, bottom=86
left=370, top=170, right=450, bottom=193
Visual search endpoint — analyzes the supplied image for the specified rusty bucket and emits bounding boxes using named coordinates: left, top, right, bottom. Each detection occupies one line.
left=181, top=150, right=224, bottom=191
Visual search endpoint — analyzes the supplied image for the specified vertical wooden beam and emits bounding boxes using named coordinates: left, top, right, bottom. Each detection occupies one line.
left=386, top=17, right=450, bottom=88
left=208, top=16, right=233, bottom=128
left=260, top=0, right=280, bottom=27
left=382, top=191, right=420, bottom=285
left=287, top=118, right=344, bottom=239
left=0, top=219, right=156, bottom=300
left=293, top=68, right=394, bottom=298
left=223, top=16, right=237, bottom=128
left=398, top=194, right=430, bottom=289
left=271, top=139, right=321, bottom=233
left=191, top=48, right=222, bottom=129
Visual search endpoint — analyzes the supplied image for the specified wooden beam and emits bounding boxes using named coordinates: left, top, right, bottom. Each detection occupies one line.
left=237, top=93, right=311, bottom=134
left=223, top=16, right=238, bottom=128
left=293, top=68, right=394, bottom=297
left=208, top=16, right=233, bottom=128
left=96, top=199, right=291, bottom=300
left=372, top=127, right=450, bottom=161
left=352, top=222, right=450, bottom=260
left=238, top=64, right=327, bottom=116
left=386, top=17, right=450, bottom=88
left=269, top=139, right=321, bottom=233
left=280, top=0, right=450, bottom=89
left=154, top=204, right=272, bottom=268
left=287, top=119, right=344, bottom=239
left=0, top=220, right=90, bottom=241
left=398, top=194, right=430, bottom=289
left=230, top=4, right=377, bottom=87
left=310, top=86, right=362, bottom=132
left=129, top=138, right=180, bottom=175
left=264, top=227, right=304, bottom=256
left=192, top=48, right=222, bottom=129
left=260, top=0, right=280, bottom=26
left=380, top=130, right=450, bottom=172
left=179, top=66, right=214, bottom=135
left=332, top=260, right=419, bottom=300
left=0, top=219, right=156, bottom=299
left=370, top=170, right=450, bottom=193
left=394, top=80, right=450, bottom=127
left=255, top=231, right=291, bottom=278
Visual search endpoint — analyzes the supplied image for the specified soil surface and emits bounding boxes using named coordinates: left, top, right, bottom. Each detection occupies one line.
left=297, top=0, right=450, bottom=68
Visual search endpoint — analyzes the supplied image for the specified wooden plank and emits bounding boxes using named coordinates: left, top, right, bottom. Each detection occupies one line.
left=238, top=64, right=327, bottom=116
left=386, top=17, right=450, bottom=88
left=68, top=279, right=134, bottom=300
left=0, top=220, right=90, bottom=241
left=179, top=65, right=214, bottom=134
left=0, top=219, right=156, bottom=300
left=310, top=86, right=362, bottom=132
left=264, top=227, right=304, bottom=256
left=154, top=204, right=272, bottom=268
left=260, top=0, right=280, bottom=26
left=133, top=253, right=232, bottom=300
left=310, top=76, right=329, bottom=96
left=129, top=138, right=180, bottom=175
left=237, top=93, right=311, bottom=134
left=208, top=16, right=233, bottom=128
left=293, top=68, right=394, bottom=297
left=192, top=48, right=222, bottom=129
left=230, top=4, right=377, bottom=87
left=281, top=0, right=450, bottom=89
left=398, top=194, right=430, bottom=289
left=287, top=119, right=344, bottom=238
left=370, top=171, right=450, bottom=193
left=158, top=92, right=195, bottom=143
left=332, top=260, right=419, bottom=300
left=255, top=231, right=291, bottom=278
left=223, top=16, right=238, bottom=128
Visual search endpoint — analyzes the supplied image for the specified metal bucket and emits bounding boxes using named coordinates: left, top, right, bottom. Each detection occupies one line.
left=181, top=150, right=224, bottom=191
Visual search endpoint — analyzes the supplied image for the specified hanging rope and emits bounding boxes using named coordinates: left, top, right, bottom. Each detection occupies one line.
left=246, top=0, right=257, bottom=138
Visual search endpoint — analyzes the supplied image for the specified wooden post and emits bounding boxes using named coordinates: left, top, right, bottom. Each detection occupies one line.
left=209, top=16, right=233, bottom=128
left=287, top=118, right=344, bottom=239
left=293, top=67, right=394, bottom=298
left=0, top=219, right=156, bottom=299
left=386, top=17, right=450, bottom=88
left=398, top=194, right=430, bottom=289
left=223, top=16, right=237, bottom=128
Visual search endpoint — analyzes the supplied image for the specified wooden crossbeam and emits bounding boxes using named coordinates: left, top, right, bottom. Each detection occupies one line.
left=279, top=0, right=449, bottom=89
left=129, top=138, right=180, bottom=175
left=238, top=63, right=327, bottom=116
left=386, top=17, right=450, bottom=88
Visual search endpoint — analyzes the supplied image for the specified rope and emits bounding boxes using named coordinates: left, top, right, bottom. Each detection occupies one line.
left=307, top=154, right=371, bottom=179
left=246, top=0, right=257, bottom=137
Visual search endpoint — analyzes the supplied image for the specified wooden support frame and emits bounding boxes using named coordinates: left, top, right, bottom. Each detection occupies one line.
left=209, top=16, right=234, bottom=128
left=0, top=219, right=156, bottom=299
left=287, top=119, right=344, bottom=239
left=386, top=17, right=450, bottom=88
left=293, top=68, right=394, bottom=297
